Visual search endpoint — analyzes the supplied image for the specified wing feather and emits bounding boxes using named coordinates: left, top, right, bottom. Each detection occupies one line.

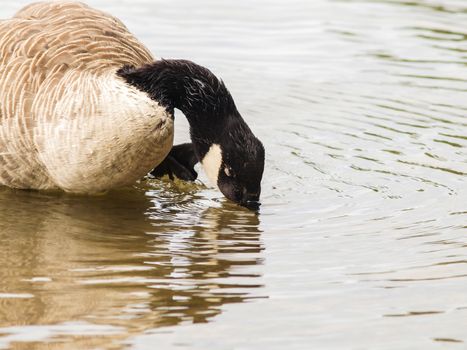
left=0, top=1, right=156, bottom=189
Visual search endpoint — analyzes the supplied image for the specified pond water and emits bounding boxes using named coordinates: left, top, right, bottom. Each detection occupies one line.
left=1, top=0, right=466, bottom=349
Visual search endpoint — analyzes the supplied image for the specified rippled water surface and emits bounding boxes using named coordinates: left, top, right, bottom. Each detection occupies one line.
left=1, top=0, right=467, bottom=349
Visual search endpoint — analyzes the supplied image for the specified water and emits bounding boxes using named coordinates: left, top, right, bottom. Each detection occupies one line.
left=1, top=0, right=466, bottom=349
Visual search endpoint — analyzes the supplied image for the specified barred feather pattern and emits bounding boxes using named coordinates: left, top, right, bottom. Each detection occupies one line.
left=0, top=1, right=173, bottom=193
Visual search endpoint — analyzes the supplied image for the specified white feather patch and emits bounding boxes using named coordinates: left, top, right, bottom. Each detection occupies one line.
left=201, top=144, right=222, bottom=187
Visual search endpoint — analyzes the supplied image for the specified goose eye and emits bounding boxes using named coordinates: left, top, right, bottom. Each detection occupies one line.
left=224, top=166, right=232, bottom=177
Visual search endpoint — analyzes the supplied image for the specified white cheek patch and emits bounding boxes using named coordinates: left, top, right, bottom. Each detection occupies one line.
left=201, top=144, right=222, bottom=188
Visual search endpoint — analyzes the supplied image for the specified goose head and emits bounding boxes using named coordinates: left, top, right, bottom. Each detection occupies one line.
left=200, top=118, right=264, bottom=209
left=118, top=59, right=265, bottom=209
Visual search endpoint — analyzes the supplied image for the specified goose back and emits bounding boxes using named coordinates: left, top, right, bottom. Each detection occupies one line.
left=0, top=1, right=173, bottom=193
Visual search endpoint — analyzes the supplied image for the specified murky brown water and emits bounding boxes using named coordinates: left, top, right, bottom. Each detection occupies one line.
left=1, top=0, right=467, bottom=349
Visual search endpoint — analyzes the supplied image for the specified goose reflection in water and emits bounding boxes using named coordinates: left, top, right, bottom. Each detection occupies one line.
left=0, top=182, right=264, bottom=350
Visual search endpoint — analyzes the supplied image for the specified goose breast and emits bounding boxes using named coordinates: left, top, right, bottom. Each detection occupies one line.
left=0, top=1, right=173, bottom=193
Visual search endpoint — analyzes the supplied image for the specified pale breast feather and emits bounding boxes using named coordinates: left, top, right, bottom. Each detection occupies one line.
left=0, top=1, right=168, bottom=192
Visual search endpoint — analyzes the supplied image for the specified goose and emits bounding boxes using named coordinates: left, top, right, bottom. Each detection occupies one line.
left=0, top=1, right=265, bottom=208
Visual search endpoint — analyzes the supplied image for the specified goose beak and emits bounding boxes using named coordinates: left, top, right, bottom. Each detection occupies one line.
left=239, top=189, right=261, bottom=210
left=241, top=200, right=261, bottom=211
left=218, top=183, right=261, bottom=210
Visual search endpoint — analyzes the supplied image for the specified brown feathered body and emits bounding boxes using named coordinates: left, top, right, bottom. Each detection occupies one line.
left=0, top=1, right=173, bottom=193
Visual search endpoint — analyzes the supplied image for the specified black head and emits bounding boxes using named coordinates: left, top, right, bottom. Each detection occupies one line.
left=209, top=118, right=265, bottom=209
left=118, top=59, right=265, bottom=209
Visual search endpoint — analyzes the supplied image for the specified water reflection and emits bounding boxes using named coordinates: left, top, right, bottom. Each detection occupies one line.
left=0, top=184, right=264, bottom=349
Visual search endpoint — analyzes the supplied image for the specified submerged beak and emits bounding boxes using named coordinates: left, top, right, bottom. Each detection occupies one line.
left=218, top=184, right=261, bottom=210
left=241, top=200, right=261, bottom=211
left=239, top=189, right=261, bottom=210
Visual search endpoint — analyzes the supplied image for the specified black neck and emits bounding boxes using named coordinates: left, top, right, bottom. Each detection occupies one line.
left=117, top=59, right=240, bottom=145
